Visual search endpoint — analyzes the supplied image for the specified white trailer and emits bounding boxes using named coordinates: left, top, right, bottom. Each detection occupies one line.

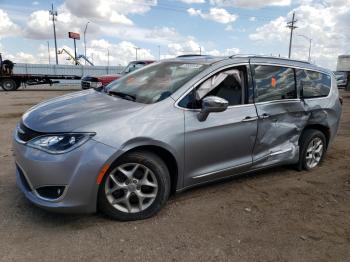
left=0, top=59, right=124, bottom=91
left=336, top=55, right=350, bottom=90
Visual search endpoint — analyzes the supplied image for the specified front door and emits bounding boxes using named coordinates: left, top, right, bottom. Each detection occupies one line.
left=181, top=66, right=258, bottom=186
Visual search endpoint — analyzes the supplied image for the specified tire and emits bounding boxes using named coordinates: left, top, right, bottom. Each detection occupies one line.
left=1, top=79, right=18, bottom=91
left=98, top=151, right=171, bottom=221
left=298, top=129, right=327, bottom=171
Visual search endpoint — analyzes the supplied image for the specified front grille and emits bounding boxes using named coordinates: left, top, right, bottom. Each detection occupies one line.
left=17, top=122, right=43, bottom=142
left=81, top=81, right=91, bottom=88
left=16, top=164, right=32, bottom=192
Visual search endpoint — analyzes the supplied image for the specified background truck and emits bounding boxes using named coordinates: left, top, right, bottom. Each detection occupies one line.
left=336, top=55, right=350, bottom=91
left=0, top=54, right=124, bottom=91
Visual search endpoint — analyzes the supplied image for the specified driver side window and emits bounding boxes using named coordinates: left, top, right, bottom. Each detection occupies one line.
left=178, top=67, right=244, bottom=109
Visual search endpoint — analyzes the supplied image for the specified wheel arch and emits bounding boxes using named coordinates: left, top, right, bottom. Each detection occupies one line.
left=108, top=144, right=180, bottom=195
left=301, top=124, right=330, bottom=148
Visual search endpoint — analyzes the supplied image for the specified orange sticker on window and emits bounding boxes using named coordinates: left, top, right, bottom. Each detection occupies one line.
left=271, top=77, right=277, bottom=88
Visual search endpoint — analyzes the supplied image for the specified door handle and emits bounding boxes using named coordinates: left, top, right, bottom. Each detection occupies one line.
left=242, top=116, right=258, bottom=122
left=260, top=113, right=270, bottom=119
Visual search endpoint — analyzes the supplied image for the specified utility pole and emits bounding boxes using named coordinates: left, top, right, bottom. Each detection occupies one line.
left=308, top=38, right=312, bottom=62
left=134, top=47, right=140, bottom=61
left=199, top=46, right=202, bottom=55
left=47, top=41, right=51, bottom=64
left=73, top=38, right=77, bottom=65
left=158, top=45, right=161, bottom=60
left=49, top=4, right=58, bottom=64
left=297, top=34, right=312, bottom=62
left=83, top=21, right=90, bottom=65
left=107, top=49, right=110, bottom=74
left=287, top=12, right=297, bottom=59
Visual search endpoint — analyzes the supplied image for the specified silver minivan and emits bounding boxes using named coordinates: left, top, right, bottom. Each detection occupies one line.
left=13, top=55, right=342, bottom=221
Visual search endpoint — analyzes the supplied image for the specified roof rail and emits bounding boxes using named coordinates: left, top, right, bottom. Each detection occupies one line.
left=176, top=54, right=212, bottom=58
left=229, top=54, right=311, bottom=64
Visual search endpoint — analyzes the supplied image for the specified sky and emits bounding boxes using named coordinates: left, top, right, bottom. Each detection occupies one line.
left=0, top=0, right=349, bottom=69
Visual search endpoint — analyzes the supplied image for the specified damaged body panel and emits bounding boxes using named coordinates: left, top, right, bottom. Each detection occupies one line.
left=249, top=58, right=341, bottom=169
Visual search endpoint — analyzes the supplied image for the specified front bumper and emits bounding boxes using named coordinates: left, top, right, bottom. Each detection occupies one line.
left=13, top=136, right=116, bottom=213
left=81, top=80, right=102, bottom=89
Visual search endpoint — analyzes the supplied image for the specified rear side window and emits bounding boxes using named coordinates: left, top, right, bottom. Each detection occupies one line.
left=296, top=69, right=331, bottom=98
left=253, top=65, right=297, bottom=102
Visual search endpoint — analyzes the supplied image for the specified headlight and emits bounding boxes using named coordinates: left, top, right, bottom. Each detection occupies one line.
left=27, top=133, right=95, bottom=154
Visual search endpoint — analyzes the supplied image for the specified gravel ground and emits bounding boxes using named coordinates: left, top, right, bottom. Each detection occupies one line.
left=0, top=85, right=349, bottom=262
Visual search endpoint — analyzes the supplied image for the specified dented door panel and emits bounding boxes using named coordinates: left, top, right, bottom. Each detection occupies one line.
left=252, top=100, right=308, bottom=168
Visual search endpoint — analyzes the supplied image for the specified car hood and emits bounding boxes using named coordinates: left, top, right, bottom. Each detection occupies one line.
left=22, top=90, right=144, bottom=133
left=98, top=74, right=122, bottom=80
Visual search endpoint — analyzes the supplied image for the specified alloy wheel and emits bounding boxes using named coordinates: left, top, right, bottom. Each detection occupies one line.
left=104, top=163, right=158, bottom=213
left=305, top=137, right=324, bottom=169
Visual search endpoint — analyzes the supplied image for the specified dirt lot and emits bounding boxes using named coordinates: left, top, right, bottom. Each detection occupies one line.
left=0, top=86, right=349, bottom=262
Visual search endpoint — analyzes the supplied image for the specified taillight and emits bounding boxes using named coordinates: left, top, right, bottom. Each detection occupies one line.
left=339, top=97, right=343, bottom=105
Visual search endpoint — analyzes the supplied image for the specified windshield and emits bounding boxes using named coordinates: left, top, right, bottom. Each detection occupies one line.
left=106, top=62, right=208, bottom=104
left=122, top=62, right=145, bottom=74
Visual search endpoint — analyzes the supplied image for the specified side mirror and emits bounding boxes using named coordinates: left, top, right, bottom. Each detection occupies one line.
left=197, top=96, right=228, bottom=122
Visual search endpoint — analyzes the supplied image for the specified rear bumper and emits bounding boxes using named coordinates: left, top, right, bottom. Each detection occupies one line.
left=14, top=137, right=116, bottom=214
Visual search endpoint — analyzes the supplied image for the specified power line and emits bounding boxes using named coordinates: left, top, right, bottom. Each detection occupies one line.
left=115, top=0, right=283, bottom=21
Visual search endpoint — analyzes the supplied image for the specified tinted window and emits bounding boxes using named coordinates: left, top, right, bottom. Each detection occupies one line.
left=179, top=68, right=244, bottom=109
left=296, top=69, right=331, bottom=98
left=205, top=74, right=242, bottom=106
left=254, top=65, right=297, bottom=102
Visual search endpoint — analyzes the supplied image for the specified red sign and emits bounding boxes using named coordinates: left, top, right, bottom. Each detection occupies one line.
left=68, top=32, right=80, bottom=40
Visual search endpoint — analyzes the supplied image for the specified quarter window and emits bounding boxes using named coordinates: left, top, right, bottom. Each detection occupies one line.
left=254, top=65, right=297, bottom=102
left=296, top=69, right=331, bottom=98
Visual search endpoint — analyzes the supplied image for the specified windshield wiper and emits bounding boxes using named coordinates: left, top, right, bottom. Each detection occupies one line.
left=108, top=91, right=136, bottom=102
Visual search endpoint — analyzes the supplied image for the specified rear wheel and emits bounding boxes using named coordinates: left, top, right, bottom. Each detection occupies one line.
left=298, top=129, right=327, bottom=170
left=1, top=79, right=18, bottom=91
left=98, top=151, right=171, bottom=221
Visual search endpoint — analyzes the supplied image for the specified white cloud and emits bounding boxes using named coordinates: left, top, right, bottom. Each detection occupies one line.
left=180, top=0, right=206, bottom=3
left=3, top=40, right=154, bottom=66
left=209, top=0, right=291, bottom=8
left=165, top=38, right=240, bottom=58
left=249, top=2, right=350, bottom=69
left=225, top=25, right=233, bottom=31
left=249, top=16, right=288, bottom=41
left=188, top=7, right=238, bottom=24
left=167, top=39, right=203, bottom=56
left=24, top=10, right=82, bottom=39
left=206, top=47, right=240, bottom=56
left=249, top=16, right=256, bottom=22
left=87, top=40, right=154, bottom=65
left=0, top=9, right=21, bottom=38
left=22, top=0, right=158, bottom=40
left=64, top=0, right=156, bottom=25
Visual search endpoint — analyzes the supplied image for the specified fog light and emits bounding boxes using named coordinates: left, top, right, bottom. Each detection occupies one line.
left=36, top=186, right=65, bottom=200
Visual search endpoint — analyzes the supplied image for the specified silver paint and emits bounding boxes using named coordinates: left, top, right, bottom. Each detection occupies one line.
left=13, top=56, right=342, bottom=213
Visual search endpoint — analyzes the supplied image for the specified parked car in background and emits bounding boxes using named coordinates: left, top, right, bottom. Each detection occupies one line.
left=14, top=55, right=342, bottom=221
left=81, top=60, right=155, bottom=89
left=334, top=71, right=348, bottom=88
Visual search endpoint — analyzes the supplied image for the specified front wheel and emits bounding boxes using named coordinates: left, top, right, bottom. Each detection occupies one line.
left=98, top=151, right=171, bottom=221
left=299, top=129, right=327, bottom=170
left=1, top=79, right=18, bottom=91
